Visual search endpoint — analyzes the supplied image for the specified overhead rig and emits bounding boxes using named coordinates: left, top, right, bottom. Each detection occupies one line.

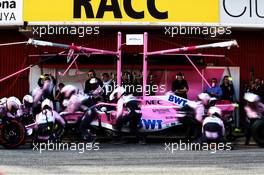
left=0, top=32, right=239, bottom=97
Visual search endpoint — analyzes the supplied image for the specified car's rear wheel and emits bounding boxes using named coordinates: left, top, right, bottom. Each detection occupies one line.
left=0, top=119, right=26, bottom=149
left=252, top=118, right=264, bottom=147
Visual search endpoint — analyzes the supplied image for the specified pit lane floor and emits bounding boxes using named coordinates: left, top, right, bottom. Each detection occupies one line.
left=0, top=140, right=263, bottom=175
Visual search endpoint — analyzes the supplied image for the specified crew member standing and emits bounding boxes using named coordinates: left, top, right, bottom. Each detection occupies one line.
left=84, top=69, right=103, bottom=94
left=220, top=76, right=235, bottom=102
left=171, top=72, right=189, bottom=99
left=101, top=73, right=114, bottom=102
left=205, top=78, right=223, bottom=99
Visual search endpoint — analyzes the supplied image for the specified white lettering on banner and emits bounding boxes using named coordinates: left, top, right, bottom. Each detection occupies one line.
left=220, top=0, right=264, bottom=26
left=0, top=0, right=23, bottom=26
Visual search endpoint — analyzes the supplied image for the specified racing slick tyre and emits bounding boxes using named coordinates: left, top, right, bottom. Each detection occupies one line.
left=0, top=119, right=26, bottom=149
left=252, top=118, right=264, bottom=147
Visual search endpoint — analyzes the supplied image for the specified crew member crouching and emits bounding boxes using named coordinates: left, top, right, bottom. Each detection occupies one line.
left=34, top=99, right=65, bottom=142
left=61, top=81, right=102, bottom=114
left=5, top=96, right=22, bottom=118
left=201, top=107, right=225, bottom=144
left=60, top=85, right=88, bottom=113
left=61, top=82, right=102, bottom=142
left=78, top=86, right=124, bottom=142
left=244, top=92, right=264, bottom=145
left=182, top=93, right=212, bottom=141
left=111, top=87, right=145, bottom=144
left=18, top=95, right=34, bottom=124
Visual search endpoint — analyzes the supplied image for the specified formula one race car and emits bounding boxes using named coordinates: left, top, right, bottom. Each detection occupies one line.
left=59, top=93, right=237, bottom=142
left=0, top=93, right=236, bottom=149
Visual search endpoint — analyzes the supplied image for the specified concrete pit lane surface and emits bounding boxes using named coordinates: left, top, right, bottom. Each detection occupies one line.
left=0, top=142, right=263, bottom=175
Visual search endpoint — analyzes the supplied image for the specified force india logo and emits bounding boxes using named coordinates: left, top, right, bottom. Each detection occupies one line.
left=73, top=0, right=168, bottom=19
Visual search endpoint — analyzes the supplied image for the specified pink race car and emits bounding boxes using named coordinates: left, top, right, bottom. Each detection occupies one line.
left=59, top=94, right=236, bottom=141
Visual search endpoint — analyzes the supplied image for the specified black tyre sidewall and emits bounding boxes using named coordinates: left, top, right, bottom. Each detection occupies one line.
left=252, top=119, right=264, bottom=147
left=0, top=119, right=26, bottom=149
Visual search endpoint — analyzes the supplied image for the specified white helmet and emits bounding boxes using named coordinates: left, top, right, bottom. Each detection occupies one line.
left=6, top=97, right=21, bottom=112
left=0, top=97, right=8, bottom=105
left=198, top=93, right=211, bottom=101
left=61, top=85, right=77, bottom=98
left=109, top=86, right=126, bottom=101
left=23, top=95, right=33, bottom=104
left=208, top=106, right=222, bottom=116
left=244, top=92, right=260, bottom=103
left=41, top=99, right=54, bottom=110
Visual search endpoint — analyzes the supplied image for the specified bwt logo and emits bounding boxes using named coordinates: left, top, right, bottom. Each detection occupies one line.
left=73, top=0, right=168, bottom=19
left=168, top=95, right=188, bottom=107
left=138, top=119, right=163, bottom=130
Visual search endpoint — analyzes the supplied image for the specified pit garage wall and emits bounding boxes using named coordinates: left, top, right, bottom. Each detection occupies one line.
left=0, top=29, right=263, bottom=99
left=29, top=66, right=240, bottom=101
left=0, top=30, right=36, bottom=99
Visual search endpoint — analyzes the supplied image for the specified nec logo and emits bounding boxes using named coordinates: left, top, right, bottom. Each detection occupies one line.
left=168, top=95, right=188, bottom=107
left=145, top=100, right=162, bottom=105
